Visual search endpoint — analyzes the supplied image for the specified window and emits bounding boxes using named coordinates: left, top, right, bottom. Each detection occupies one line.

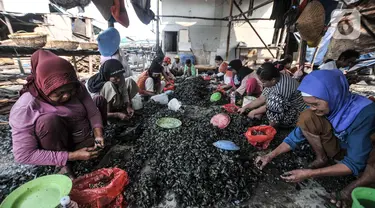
left=164, top=31, right=178, bottom=52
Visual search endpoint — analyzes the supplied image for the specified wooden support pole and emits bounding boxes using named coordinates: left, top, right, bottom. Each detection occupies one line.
left=72, top=55, right=78, bottom=71
left=229, top=0, right=273, bottom=19
left=299, top=40, right=307, bottom=71
left=156, top=0, right=160, bottom=48
left=226, top=0, right=235, bottom=60
left=248, top=0, right=254, bottom=17
left=108, top=21, right=114, bottom=27
left=277, top=26, right=288, bottom=60
left=233, top=1, right=275, bottom=58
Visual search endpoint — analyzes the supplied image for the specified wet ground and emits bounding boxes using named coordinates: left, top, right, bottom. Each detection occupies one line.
left=0, top=78, right=371, bottom=207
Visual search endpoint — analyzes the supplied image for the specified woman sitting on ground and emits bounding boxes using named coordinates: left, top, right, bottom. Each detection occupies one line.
left=274, top=55, right=293, bottom=76
left=238, top=62, right=306, bottom=127
left=184, top=59, right=196, bottom=77
left=227, top=59, right=262, bottom=98
left=162, top=56, right=175, bottom=80
left=87, top=59, right=139, bottom=121
left=255, top=69, right=375, bottom=207
left=9, top=50, right=106, bottom=178
left=137, top=58, right=166, bottom=96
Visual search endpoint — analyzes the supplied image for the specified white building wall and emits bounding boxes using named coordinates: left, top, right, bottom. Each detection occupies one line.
left=161, top=0, right=275, bottom=64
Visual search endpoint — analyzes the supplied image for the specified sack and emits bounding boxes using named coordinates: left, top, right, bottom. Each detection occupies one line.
left=132, top=94, right=143, bottom=110
left=168, top=98, right=182, bottom=112
left=70, top=168, right=129, bottom=208
left=151, top=93, right=169, bottom=105
left=245, top=126, right=277, bottom=150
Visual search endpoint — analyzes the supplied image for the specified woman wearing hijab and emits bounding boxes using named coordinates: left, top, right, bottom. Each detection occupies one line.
left=238, top=62, right=305, bottom=127
left=255, top=70, right=375, bottom=207
left=137, top=58, right=166, bottom=96
left=87, top=59, right=139, bottom=121
left=9, top=50, right=106, bottom=178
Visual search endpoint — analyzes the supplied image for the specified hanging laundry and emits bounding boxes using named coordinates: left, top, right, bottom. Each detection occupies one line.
left=92, top=0, right=129, bottom=28
left=111, top=0, right=130, bottom=27
left=131, top=0, right=155, bottom=25
left=270, top=0, right=292, bottom=28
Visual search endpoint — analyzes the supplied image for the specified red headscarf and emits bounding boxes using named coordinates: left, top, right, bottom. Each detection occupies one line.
left=20, top=50, right=79, bottom=101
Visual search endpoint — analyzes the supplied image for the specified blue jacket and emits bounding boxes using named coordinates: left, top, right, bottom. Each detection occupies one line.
left=284, top=103, right=375, bottom=176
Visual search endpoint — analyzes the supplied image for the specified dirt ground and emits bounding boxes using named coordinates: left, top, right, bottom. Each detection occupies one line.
left=0, top=71, right=374, bottom=207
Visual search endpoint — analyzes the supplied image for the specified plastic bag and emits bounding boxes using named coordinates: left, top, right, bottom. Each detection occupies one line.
left=222, top=103, right=239, bottom=114
left=163, top=81, right=175, bottom=92
left=131, top=94, right=143, bottom=110
left=70, top=168, right=129, bottom=208
left=210, top=113, right=231, bottom=129
left=244, top=126, right=277, bottom=150
left=242, top=96, right=256, bottom=108
left=168, top=98, right=182, bottom=112
left=151, top=93, right=169, bottom=105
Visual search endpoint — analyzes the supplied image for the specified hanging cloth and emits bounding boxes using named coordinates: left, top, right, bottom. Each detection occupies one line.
left=131, top=0, right=155, bottom=25
left=270, top=0, right=292, bottom=29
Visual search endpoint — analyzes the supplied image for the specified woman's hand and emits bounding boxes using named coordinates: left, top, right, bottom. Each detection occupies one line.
left=127, top=106, right=134, bottom=117
left=247, top=110, right=257, bottom=119
left=255, top=154, right=273, bottom=170
left=116, top=112, right=129, bottom=120
left=238, top=107, right=247, bottom=114
left=94, top=136, right=105, bottom=149
left=280, top=169, right=313, bottom=183
left=68, top=147, right=99, bottom=161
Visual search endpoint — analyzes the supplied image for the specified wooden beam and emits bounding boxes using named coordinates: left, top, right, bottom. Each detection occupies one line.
left=299, top=40, right=307, bottom=70
left=277, top=26, right=288, bottom=59
left=233, top=1, right=275, bottom=58
left=156, top=0, right=160, bottom=48
left=229, top=0, right=273, bottom=19
left=226, top=0, right=235, bottom=60
left=248, top=0, right=254, bottom=17
left=158, top=15, right=227, bottom=21
left=157, top=15, right=271, bottom=21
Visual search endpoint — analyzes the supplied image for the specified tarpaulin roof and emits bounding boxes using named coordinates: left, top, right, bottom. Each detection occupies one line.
left=326, top=0, right=375, bottom=59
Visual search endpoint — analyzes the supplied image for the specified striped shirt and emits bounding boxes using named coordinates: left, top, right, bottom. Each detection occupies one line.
left=262, top=73, right=306, bottom=126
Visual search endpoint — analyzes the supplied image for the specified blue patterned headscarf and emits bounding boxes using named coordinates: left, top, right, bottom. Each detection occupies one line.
left=298, top=69, right=372, bottom=132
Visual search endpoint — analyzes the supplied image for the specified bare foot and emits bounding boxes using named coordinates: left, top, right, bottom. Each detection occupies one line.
left=328, top=190, right=351, bottom=208
left=308, top=157, right=328, bottom=169
left=58, top=165, right=76, bottom=180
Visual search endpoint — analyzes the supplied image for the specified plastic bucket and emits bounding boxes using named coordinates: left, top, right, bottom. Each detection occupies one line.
left=351, top=187, right=375, bottom=208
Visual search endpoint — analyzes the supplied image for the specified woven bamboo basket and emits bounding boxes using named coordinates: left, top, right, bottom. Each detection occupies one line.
left=8, top=31, right=47, bottom=48
left=45, top=40, right=79, bottom=50
left=79, top=42, right=98, bottom=50
left=296, top=0, right=325, bottom=47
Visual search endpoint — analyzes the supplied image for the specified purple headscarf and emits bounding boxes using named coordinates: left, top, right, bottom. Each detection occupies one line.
left=298, top=69, right=372, bottom=133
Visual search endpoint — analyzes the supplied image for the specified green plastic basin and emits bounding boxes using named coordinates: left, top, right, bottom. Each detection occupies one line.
left=1, top=174, right=72, bottom=208
left=210, top=92, right=222, bottom=102
left=157, top=117, right=182, bottom=129
left=352, top=187, right=375, bottom=208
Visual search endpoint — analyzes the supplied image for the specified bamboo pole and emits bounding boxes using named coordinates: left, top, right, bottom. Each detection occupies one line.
left=156, top=0, right=160, bottom=48
left=233, top=1, right=275, bottom=58
left=157, top=15, right=270, bottom=21
left=225, top=0, right=234, bottom=60
left=277, top=26, right=288, bottom=59
left=228, top=0, right=273, bottom=19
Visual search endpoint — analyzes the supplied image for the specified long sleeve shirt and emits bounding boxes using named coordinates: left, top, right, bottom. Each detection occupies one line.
left=283, top=103, right=375, bottom=175
left=9, top=85, right=103, bottom=166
